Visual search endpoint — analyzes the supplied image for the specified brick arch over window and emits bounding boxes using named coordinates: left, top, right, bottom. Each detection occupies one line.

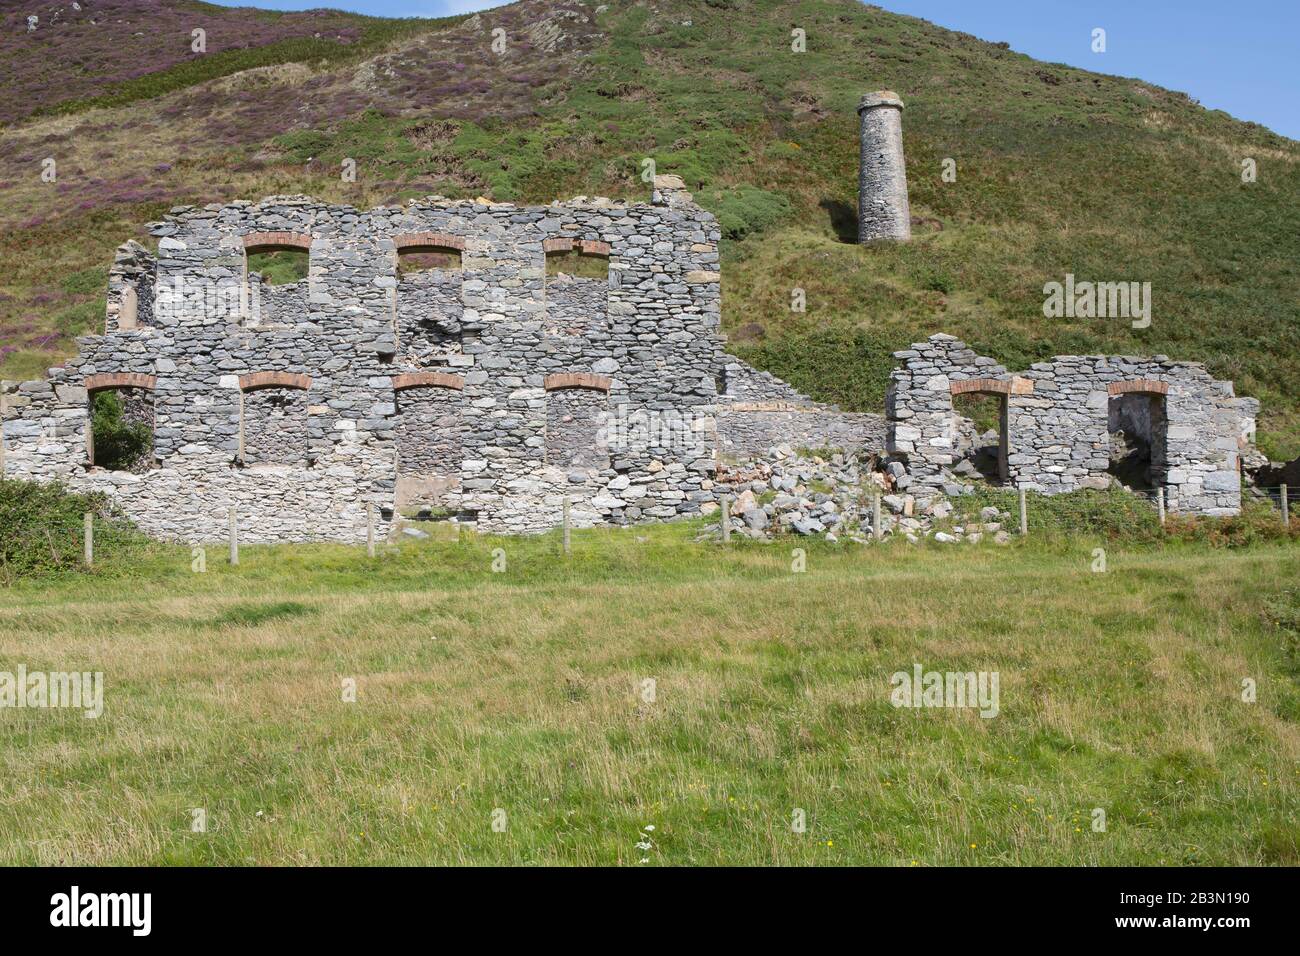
left=239, top=371, right=311, bottom=391
left=391, top=372, right=464, bottom=391
left=949, top=376, right=1034, bottom=397
left=951, top=378, right=1010, bottom=397
left=242, top=231, right=313, bottom=253
left=542, top=237, right=610, bottom=257
left=393, top=232, right=466, bottom=253
left=85, top=372, right=157, bottom=393
left=544, top=372, right=611, bottom=392
left=83, top=373, right=158, bottom=470
left=1108, top=379, right=1169, bottom=397
left=948, top=377, right=1028, bottom=485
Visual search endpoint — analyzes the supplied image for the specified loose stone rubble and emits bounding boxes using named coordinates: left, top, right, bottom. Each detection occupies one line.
left=704, top=445, right=1014, bottom=545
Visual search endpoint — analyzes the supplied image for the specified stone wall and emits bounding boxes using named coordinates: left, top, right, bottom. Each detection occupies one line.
left=395, top=384, right=463, bottom=478
left=545, top=385, right=610, bottom=470
left=715, top=357, right=887, bottom=461
left=254, top=277, right=309, bottom=326
left=544, top=274, right=608, bottom=337
left=106, top=240, right=155, bottom=333
left=6, top=181, right=1257, bottom=535
left=241, top=386, right=310, bottom=466
left=887, top=334, right=1258, bottom=514
left=1, top=183, right=740, bottom=540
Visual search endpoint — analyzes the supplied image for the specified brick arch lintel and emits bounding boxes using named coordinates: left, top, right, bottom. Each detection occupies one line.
left=1108, top=379, right=1169, bottom=397
left=242, top=231, right=313, bottom=252
left=543, top=237, right=611, bottom=256
left=239, top=371, right=312, bottom=391
left=393, top=232, right=466, bottom=252
left=950, top=376, right=1034, bottom=397
left=391, top=372, right=464, bottom=391
left=85, top=372, right=157, bottom=392
left=544, top=372, right=612, bottom=392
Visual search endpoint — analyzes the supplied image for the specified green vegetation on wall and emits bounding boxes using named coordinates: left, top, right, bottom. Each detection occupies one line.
left=90, top=391, right=153, bottom=472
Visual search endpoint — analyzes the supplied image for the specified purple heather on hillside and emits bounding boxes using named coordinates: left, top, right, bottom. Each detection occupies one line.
left=0, top=0, right=363, bottom=125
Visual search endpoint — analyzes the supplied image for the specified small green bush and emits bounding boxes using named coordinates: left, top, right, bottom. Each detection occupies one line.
left=274, top=129, right=335, bottom=163
left=704, top=186, right=793, bottom=240
left=91, top=391, right=153, bottom=472
left=60, top=267, right=108, bottom=296
left=920, top=268, right=955, bottom=294
left=0, top=479, right=146, bottom=583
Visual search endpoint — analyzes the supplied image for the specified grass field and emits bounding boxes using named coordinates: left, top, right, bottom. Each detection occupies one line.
left=1, top=522, right=1298, bottom=866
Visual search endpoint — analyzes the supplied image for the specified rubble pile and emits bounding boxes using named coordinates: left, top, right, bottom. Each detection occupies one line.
left=703, top=445, right=1013, bottom=545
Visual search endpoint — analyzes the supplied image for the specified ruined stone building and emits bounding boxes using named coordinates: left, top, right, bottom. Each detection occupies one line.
left=0, top=95, right=1260, bottom=540
left=888, top=335, right=1257, bottom=515
left=0, top=177, right=875, bottom=541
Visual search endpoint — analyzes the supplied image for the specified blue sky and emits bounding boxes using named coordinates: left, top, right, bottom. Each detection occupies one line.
left=208, top=0, right=1299, bottom=139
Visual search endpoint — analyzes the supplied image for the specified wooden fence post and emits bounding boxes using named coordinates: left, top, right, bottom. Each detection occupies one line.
left=228, top=508, right=239, bottom=566
left=1157, top=488, right=1166, bottom=527
left=367, top=502, right=376, bottom=558
left=1018, top=487, right=1028, bottom=536
left=720, top=494, right=731, bottom=543
left=83, top=512, right=93, bottom=566
left=562, top=498, right=571, bottom=555
left=872, top=490, right=882, bottom=541
left=1282, top=484, right=1290, bottom=527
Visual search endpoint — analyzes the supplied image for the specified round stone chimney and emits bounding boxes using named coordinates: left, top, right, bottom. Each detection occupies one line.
left=856, top=91, right=910, bottom=242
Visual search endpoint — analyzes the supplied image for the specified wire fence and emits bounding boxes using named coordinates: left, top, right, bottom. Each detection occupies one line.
left=0, top=505, right=151, bottom=584
left=3, top=481, right=1297, bottom=584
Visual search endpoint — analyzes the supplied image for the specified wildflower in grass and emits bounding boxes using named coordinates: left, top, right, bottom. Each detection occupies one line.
left=634, top=824, right=656, bottom=864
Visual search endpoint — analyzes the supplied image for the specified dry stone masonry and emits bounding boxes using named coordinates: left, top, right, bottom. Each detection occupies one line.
left=1, top=179, right=867, bottom=542
left=857, top=90, right=911, bottom=242
left=887, top=334, right=1257, bottom=515
left=714, top=359, right=886, bottom=460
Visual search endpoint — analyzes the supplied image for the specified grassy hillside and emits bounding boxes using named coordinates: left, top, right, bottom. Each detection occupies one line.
left=1, top=522, right=1298, bottom=864
left=1, top=0, right=1297, bottom=454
